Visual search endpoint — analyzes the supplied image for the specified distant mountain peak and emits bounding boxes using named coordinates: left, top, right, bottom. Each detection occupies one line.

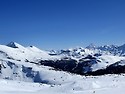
left=119, top=44, right=125, bottom=47
left=7, top=42, right=24, bottom=49
left=86, top=43, right=96, bottom=49
left=100, top=44, right=118, bottom=48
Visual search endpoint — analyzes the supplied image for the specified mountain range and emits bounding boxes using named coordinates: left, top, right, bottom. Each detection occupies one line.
left=1, top=42, right=125, bottom=93
left=0, top=41, right=125, bottom=80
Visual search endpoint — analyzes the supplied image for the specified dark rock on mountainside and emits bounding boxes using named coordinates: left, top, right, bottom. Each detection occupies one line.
left=86, top=60, right=125, bottom=76
left=39, top=55, right=99, bottom=75
left=7, top=42, right=19, bottom=48
left=39, top=55, right=125, bottom=76
left=40, top=59, right=77, bottom=72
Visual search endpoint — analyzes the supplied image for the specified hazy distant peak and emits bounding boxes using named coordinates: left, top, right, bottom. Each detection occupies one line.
left=86, top=43, right=96, bottom=49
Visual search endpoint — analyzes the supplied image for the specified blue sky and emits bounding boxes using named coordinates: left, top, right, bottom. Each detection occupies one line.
left=0, top=0, right=125, bottom=49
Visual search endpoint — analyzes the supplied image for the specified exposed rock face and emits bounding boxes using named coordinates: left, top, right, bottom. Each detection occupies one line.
left=40, top=59, right=125, bottom=76
left=39, top=55, right=99, bottom=75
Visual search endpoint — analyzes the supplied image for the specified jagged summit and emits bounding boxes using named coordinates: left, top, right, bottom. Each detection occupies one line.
left=86, top=43, right=96, bottom=49
left=7, top=41, right=25, bottom=49
left=97, top=45, right=118, bottom=51
left=118, top=44, right=125, bottom=50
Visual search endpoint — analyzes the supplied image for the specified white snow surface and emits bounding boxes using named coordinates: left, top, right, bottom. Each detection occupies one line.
left=1, top=74, right=125, bottom=94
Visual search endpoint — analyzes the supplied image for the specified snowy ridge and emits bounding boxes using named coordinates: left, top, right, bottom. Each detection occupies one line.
left=7, top=42, right=25, bottom=49
left=1, top=42, right=125, bottom=76
left=0, top=42, right=125, bottom=93
left=46, top=44, right=125, bottom=74
left=0, top=42, right=125, bottom=77
left=0, top=42, right=59, bottom=62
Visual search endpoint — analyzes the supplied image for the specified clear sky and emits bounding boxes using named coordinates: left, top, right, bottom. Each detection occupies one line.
left=0, top=0, right=125, bottom=50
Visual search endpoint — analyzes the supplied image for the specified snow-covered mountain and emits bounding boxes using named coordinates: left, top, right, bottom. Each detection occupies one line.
left=87, top=44, right=125, bottom=56
left=1, top=42, right=125, bottom=79
left=0, top=42, right=63, bottom=83
left=45, top=43, right=125, bottom=75
left=1, top=42, right=125, bottom=94
left=1, top=42, right=59, bottom=62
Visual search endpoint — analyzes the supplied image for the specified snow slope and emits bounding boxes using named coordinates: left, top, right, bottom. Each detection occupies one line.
left=91, top=55, right=125, bottom=71
left=0, top=42, right=59, bottom=62
left=0, top=74, right=125, bottom=94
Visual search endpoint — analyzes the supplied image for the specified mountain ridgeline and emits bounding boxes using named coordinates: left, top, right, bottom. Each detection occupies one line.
left=40, top=43, right=125, bottom=75
left=0, top=41, right=125, bottom=80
